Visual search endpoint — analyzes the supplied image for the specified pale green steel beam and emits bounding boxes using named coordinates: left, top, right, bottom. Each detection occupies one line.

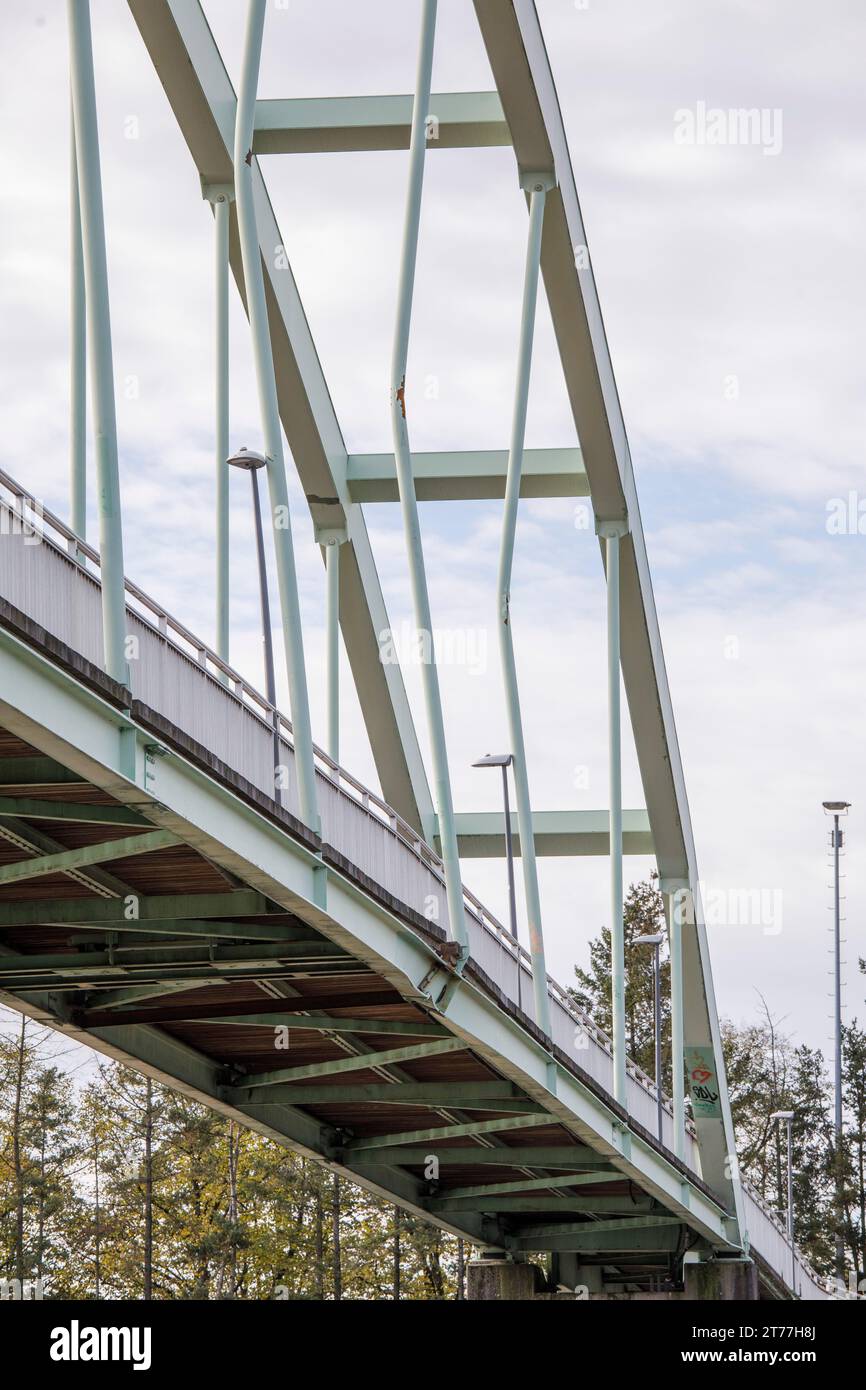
left=471, top=0, right=743, bottom=1231
left=432, top=1195, right=655, bottom=1215
left=84, top=982, right=200, bottom=1010
left=325, top=539, right=340, bottom=764
left=127, top=0, right=436, bottom=842
left=518, top=1224, right=683, bottom=1254
left=0, top=940, right=345, bottom=975
left=239, top=1092, right=540, bottom=1115
left=389, top=0, right=466, bottom=959
left=599, top=521, right=628, bottom=1107
left=497, top=179, right=550, bottom=1037
left=446, top=809, right=653, bottom=858
left=346, top=447, right=586, bottom=502
left=441, top=1171, right=630, bottom=1200
left=233, top=0, right=318, bottom=831
left=0, top=797, right=147, bottom=827
left=66, top=0, right=128, bottom=685
left=518, top=1215, right=681, bottom=1239
left=0, top=759, right=87, bottom=787
left=666, top=882, right=688, bottom=1162
left=69, top=96, right=86, bottom=553
left=244, top=1037, right=467, bottom=1087
left=0, top=890, right=273, bottom=927
left=0, top=829, right=178, bottom=886
left=253, top=91, right=509, bottom=154
left=202, top=1013, right=446, bottom=1037
left=347, top=1113, right=553, bottom=1152
left=228, top=1080, right=520, bottom=1106
left=212, top=190, right=230, bottom=668
left=351, top=1146, right=609, bottom=1169
left=66, top=919, right=318, bottom=944
left=7, top=966, right=352, bottom=993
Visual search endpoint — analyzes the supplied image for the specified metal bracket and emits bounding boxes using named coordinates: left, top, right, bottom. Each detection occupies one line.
left=659, top=876, right=689, bottom=895
left=519, top=168, right=556, bottom=194
left=314, top=524, right=347, bottom=547
left=595, top=516, right=629, bottom=540
left=200, top=180, right=234, bottom=206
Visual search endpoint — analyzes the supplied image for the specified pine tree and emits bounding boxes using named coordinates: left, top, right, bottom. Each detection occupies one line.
left=570, top=875, right=671, bottom=1084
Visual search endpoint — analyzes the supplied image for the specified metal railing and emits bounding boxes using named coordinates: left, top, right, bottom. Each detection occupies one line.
left=0, top=466, right=693, bottom=1127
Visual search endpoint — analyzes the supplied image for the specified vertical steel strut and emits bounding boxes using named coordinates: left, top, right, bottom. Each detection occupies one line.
left=599, top=519, right=628, bottom=1106
left=69, top=98, right=86, bottom=557
left=389, top=0, right=467, bottom=960
left=234, top=0, right=318, bottom=831
left=67, top=0, right=128, bottom=684
left=326, top=541, right=340, bottom=768
left=213, top=193, right=230, bottom=671
left=497, top=179, right=551, bottom=1035
left=668, top=884, right=687, bottom=1160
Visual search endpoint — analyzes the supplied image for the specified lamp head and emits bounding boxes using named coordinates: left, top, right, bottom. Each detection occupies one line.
left=227, top=446, right=267, bottom=471
left=472, top=753, right=513, bottom=769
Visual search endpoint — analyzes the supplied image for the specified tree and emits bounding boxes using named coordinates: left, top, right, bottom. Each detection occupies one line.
left=570, top=875, right=671, bottom=1085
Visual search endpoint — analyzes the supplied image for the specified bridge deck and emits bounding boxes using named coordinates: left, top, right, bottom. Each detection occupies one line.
left=0, top=486, right=826, bottom=1298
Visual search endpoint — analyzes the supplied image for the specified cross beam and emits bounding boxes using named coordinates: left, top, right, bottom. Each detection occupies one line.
left=351, top=1146, right=610, bottom=1169
left=199, top=1013, right=446, bottom=1038
left=79, top=991, right=402, bottom=1028
left=347, top=1114, right=560, bottom=1155
left=0, top=796, right=148, bottom=826
left=0, top=829, right=179, bottom=885
left=448, top=809, right=653, bottom=859
left=431, top=1196, right=656, bottom=1215
left=227, top=1080, right=523, bottom=1107
left=253, top=91, right=509, bottom=154
left=346, top=447, right=586, bottom=503
left=0, top=890, right=275, bottom=926
left=441, top=1171, right=633, bottom=1200
left=243, top=1037, right=467, bottom=1087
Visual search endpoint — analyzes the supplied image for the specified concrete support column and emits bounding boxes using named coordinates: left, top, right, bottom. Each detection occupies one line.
left=684, top=1259, right=759, bottom=1301
left=467, top=1259, right=545, bottom=1300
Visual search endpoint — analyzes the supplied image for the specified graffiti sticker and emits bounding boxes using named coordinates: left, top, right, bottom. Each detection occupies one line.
left=685, top=1046, right=722, bottom=1118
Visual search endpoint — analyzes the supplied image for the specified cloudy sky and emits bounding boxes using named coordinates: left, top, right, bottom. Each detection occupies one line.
left=1, top=0, right=865, bottom=1061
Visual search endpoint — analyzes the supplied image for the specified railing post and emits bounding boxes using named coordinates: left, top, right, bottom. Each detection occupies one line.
left=233, top=0, right=318, bottom=832
left=203, top=184, right=234, bottom=674
left=597, top=516, right=629, bottom=1107
left=69, top=97, right=86, bottom=558
left=662, top=876, right=689, bottom=1161
left=389, top=0, right=468, bottom=962
left=67, top=0, right=128, bottom=684
left=497, top=172, right=554, bottom=1036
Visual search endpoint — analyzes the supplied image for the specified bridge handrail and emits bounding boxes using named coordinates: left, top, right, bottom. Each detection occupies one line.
left=0, top=471, right=687, bottom=1130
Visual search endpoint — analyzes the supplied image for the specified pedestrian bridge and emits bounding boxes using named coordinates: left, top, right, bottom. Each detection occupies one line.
left=0, top=0, right=832, bottom=1300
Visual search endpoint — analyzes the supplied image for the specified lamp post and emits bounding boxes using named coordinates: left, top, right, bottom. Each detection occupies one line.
left=823, top=799, right=850, bottom=1283
left=771, top=1109, right=796, bottom=1294
left=227, top=448, right=282, bottom=797
left=634, top=932, right=664, bottom=1142
left=472, top=753, right=521, bottom=1011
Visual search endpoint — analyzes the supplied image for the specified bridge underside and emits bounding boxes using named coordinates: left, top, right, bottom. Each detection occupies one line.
left=0, top=614, right=752, bottom=1296
left=0, top=725, right=699, bottom=1292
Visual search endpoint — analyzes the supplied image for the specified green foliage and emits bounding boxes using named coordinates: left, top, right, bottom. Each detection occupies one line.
left=0, top=1010, right=466, bottom=1300
left=570, top=874, right=671, bottom=1084
left=573, top=878, right=866, bottom=1281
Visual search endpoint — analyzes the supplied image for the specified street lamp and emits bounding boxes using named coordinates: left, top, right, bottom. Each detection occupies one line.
left=634, top=932, right=664, bottom=1142
left=771, top=1109, right=796, bottom=1293
left=822, top=798, right=850, bottom=1283
left=227, top=447, right=281, bottom=796
left=472, top=753, right=521, bottom=1010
